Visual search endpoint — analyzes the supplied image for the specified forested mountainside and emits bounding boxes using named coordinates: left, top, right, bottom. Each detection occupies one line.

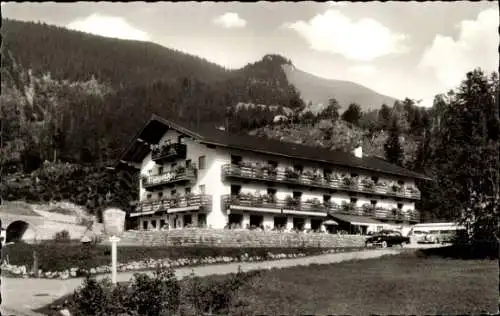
left=1, top=19, right=230, bottom=86
left=1, top=19, right=498, bottom=224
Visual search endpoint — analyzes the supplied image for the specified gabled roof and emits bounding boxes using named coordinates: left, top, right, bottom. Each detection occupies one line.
left=117, top=114, right=432, bottom=181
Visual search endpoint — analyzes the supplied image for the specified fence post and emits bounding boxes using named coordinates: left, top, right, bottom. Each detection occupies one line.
left=32, top=250, right=39, bottom=277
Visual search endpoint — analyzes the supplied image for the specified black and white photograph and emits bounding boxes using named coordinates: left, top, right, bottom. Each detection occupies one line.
left=0, top=1, right=499, bottom=315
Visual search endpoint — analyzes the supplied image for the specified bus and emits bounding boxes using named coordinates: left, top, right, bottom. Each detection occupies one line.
left=408, top=222, right=466, bottom=244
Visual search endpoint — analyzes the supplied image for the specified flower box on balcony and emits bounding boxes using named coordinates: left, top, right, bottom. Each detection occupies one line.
left=285, top=195, right=299, bottom=208
left=151, top=143, right=187, bottom=163
left=284, top=168, right=300, bottom=180
left=261, top=164, right=278, bottom=178
left=360, top=177, right=375, bottom=191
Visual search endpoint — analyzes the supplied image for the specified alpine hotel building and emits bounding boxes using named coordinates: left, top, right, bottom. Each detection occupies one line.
left=117, top=115, right=431, bottom=234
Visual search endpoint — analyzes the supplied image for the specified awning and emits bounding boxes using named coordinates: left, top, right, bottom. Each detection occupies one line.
left=323, top=219, right=338, bottom=225
left=330, top=214, right=384, bottom=226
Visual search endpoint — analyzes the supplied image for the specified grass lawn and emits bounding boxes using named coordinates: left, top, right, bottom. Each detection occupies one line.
left=232, top=252, right=498, bottom=315
left=36, top=251, right=498, bottom=315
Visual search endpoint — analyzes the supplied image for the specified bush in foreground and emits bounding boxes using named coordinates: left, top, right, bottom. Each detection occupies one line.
left=67, top=265, right=259, bottom=316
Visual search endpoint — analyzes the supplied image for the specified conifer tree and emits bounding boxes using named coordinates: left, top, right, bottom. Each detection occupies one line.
left=384, top=117, right=404, bottom=167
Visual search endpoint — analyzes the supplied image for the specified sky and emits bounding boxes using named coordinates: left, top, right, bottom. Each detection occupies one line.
left=2, top=1, right=499, bottom=107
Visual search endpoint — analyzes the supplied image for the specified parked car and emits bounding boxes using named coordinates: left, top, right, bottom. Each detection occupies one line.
left=365, top=230, right=410, bottom=248
left=408, top=229, right=429, bottom=243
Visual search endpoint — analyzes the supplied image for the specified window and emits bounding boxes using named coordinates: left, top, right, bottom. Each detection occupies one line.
left=142, top=221, right=148, bottom=230
left=177, top=135, right=184, bottom=144
left=199, top=156, right=206, bottom=170
left=397, top=203, right=403, bottom=209
left=323, top=195, right=331, bottom=202
left=268, top=160, right=278, bottom=168
left=158, top=192, right=164, bottom=199
left=160, top=219, right=166, bottom=228
left=294, top=165, right=303, bottom=172
left=185, top=187, right=191, bottom=195
left=199, top=184, right=206, bottom=194
left=231, top=155, right=242, bottom=165
left=158, top=166, right=164, bottom=174
left=151, top=220, right=157, bottom=229
left=198, top=214, right=207, bottom=227
left=350, top=197, right=358, bottom=204
left=171, top=162, right=177, bottom=169
left=185, top=159, right=192, bottom=168
left=231, top=185, right=241, bottom=195
left=293, top=191, right=302, bottom=199
left=324, top=169, right=331, bottom=177
left=171, top=189, right=177, bottom=196
left=183, top=214, right=192, bottom=227
left=267, top=188, right=277, bottom=196
left=370, top=200, right=377, bottom=206
left=371, top=176, right=379, bottom=183
left=351, top=173, right=358, bottom=178
left=397, top=180, right=405, bottom=185
left=147, top=193, right=152, bottom=200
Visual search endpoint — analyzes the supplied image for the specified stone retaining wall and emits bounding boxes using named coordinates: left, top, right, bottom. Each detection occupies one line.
left=109, top=229, right=367, bottom=248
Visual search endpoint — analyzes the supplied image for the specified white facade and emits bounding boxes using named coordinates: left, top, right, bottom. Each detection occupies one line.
left=132, top=128, right=421, bottom=233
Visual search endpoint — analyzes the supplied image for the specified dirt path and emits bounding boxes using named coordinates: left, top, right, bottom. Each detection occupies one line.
left=1, top=248, right=403, bottom=315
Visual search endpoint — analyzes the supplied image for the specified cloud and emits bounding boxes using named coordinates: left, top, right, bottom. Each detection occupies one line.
left=326, top=1, right=348, bottom=7
left=213, top=12, right=247, bottom=29
left=285, top=10, right=408, bottom=61
left=419, top=7, right=499, bottom=89
left=66, top=13, right=151, bottom=41
left=348, top=65, right=377, bottom=76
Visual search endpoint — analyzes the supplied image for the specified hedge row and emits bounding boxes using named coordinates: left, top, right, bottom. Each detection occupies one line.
left=1, top=242, right=337, bottom=272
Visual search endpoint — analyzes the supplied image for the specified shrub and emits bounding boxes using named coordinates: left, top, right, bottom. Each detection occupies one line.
left=128, top=266, right=180, bottom=316
left=71, top=276, right=113, bottom=316
left=54, top=230, right=71, bottom=243
left=71, top=266, right=180, bottom=316
left=183, top=268, right=260, bottom=315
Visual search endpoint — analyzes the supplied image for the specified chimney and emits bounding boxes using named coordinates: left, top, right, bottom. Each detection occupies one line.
left=353, top=142, right=363, bottom=158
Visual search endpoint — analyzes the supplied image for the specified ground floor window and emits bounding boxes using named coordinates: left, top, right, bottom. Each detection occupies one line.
left=274, top=216, right=287, bottom=229
left=293, top=217, right=305, bottom=231
left=151, top=220, right=157, bottom=229
left=183, top=214, right=192, bottom=227
left=160, top=219, right=166, bottom=229
left=311, top=219, right=322, bottom=231
left=198, top=214, right=207, bottom=228
left=228, top=213, right=243, bottom=228
left=249, top=214, right=263, bottom=229
left=142, top=220, right=148, bottom=230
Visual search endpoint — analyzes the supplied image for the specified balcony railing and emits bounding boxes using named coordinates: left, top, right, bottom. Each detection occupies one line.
left=142, top=167, right=197, bottom=189
left=134, top=194, right=212, bottom=215
left=151, top=143, right=187, bottom=163
left=221, top=194, right=327, bottom=214
left=221, top=164, right=421, bottom=200
left=223, top=194, right=420, bottom=222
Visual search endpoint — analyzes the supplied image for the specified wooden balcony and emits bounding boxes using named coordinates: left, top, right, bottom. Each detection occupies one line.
left=151, top=143, right=187, bottom=163
left=221, top=164, right=421, bottom=200
left=142, top=167, right=197, bottom=189
left=131, top=194, right=212, bottom=217
left=221, top=194, right=328, bottom=216
left=222, top=194, right=420, bottom=223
